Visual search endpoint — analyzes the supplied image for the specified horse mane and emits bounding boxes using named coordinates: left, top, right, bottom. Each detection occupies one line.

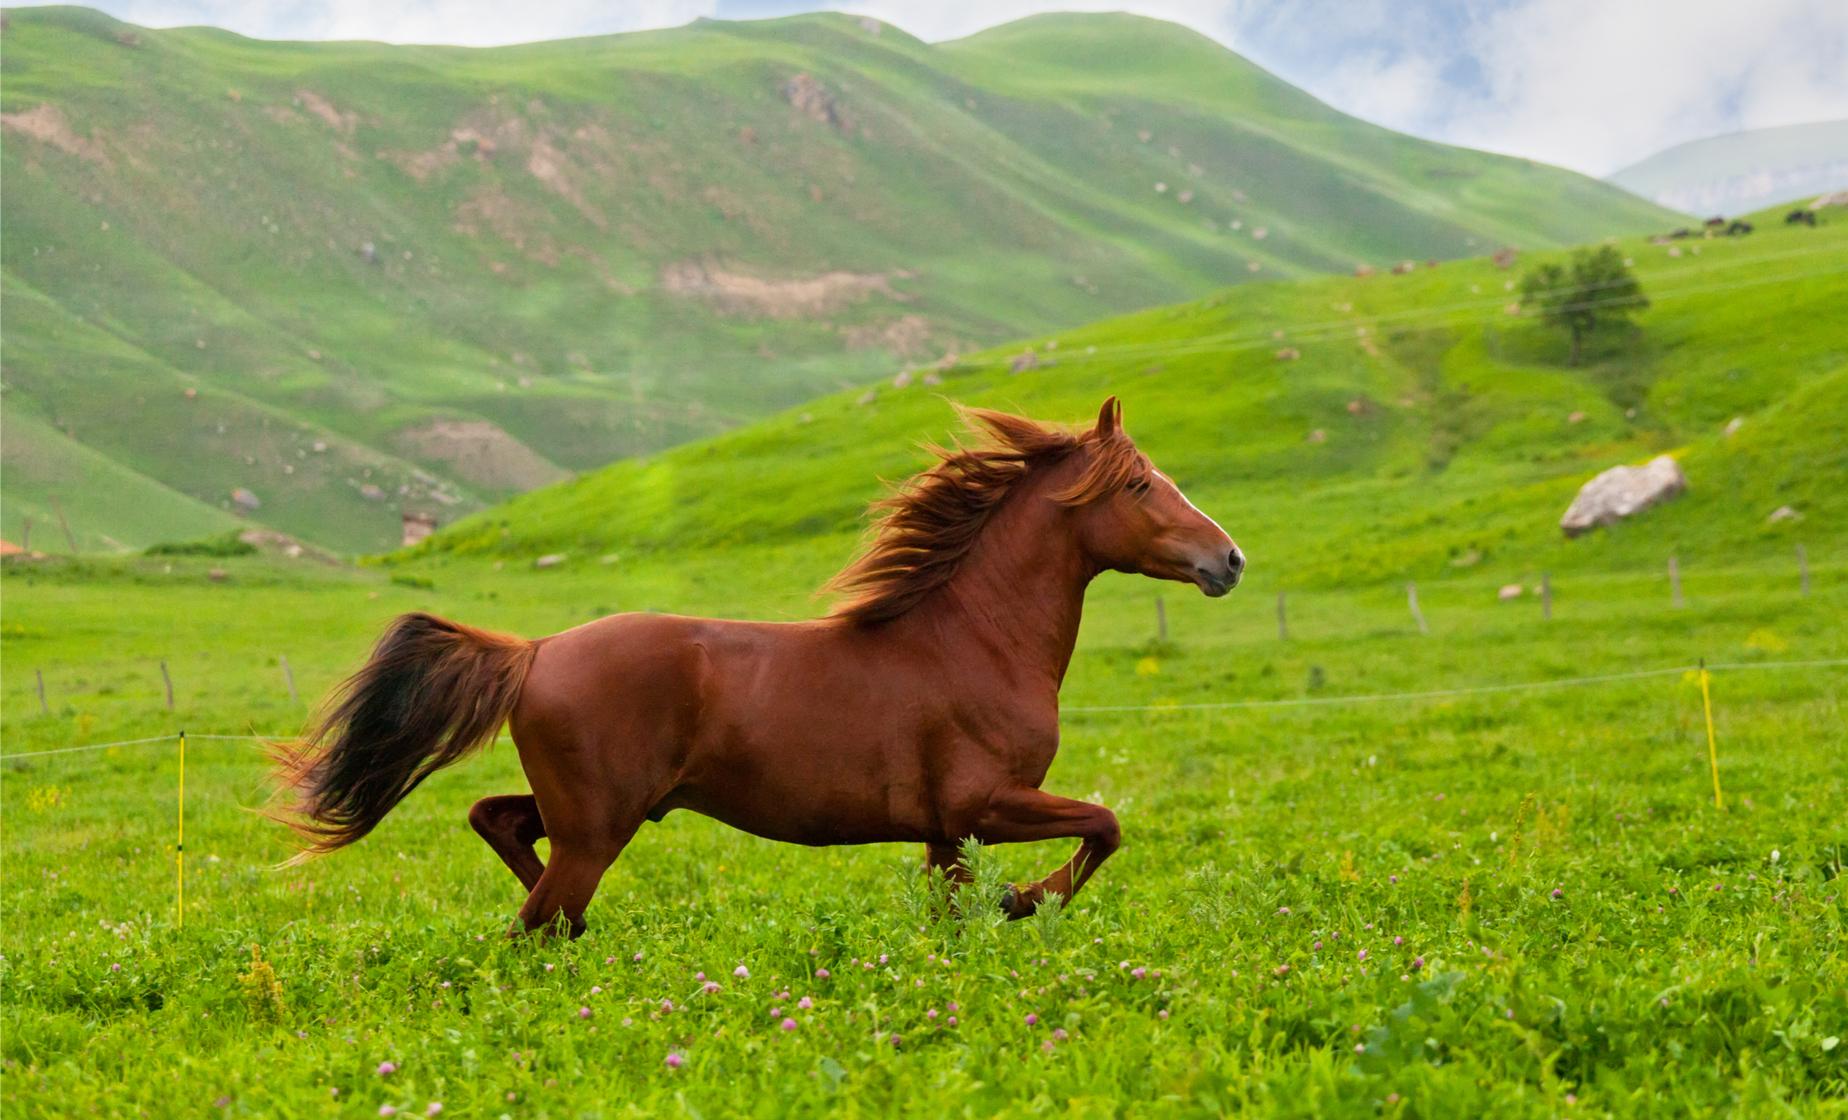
left=826, top=405, right=1147, bottom=625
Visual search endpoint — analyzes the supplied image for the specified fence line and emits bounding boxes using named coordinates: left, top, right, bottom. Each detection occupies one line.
left=5, top=658, right=1843, bottom=760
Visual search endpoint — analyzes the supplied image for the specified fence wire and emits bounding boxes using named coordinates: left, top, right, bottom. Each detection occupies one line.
left=5, top=657, right=1842, bottom=760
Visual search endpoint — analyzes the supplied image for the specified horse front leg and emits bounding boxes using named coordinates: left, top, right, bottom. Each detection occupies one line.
left=973, top=786, right=1121, bottom=920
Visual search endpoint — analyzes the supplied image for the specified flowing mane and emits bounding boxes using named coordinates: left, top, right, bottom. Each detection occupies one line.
left=827, top=404, right=1148, bottom=625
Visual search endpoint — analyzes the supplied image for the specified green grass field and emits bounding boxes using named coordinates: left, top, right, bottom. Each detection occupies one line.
left=2, top=545, right=1844, bottom=1117
left=4, top=186, right=1843, bottom=1116
left=0, top=5, right=1677, bottom=552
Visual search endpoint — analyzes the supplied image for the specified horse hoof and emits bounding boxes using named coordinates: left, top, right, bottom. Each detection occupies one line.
left=1000, top=885, right=1034, bottom=920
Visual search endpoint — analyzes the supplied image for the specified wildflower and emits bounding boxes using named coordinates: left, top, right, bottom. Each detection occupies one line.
left=590, top=985, right=602, bottom=996
left=1025, top=1013, right=1039, bottom=1026
left=661, top=999, right=674, bottom=1012
left=781, top=1017, right=798, bottom=1032
left=1157, top=1009, right=1169, bottom=1020
left=879, top=954, right=889, bottom=964
left=1277, top=906, right=1291, bottom=915
left=1130, top=967, right=1147, bottom=980
left=702, top=981, right=721, bottom=995
left=110, top=963, right=122, bottom=973
left=1552, top=888, right=1564, bottom=899
left=544, top=963, right=554, bottom=972
left=1393, top=936, right=1403, bottom=946
left=665, top=1053, right=684, bottom=1069
left=1053, top=1028, right=1069, bottom=1040
left=1505, top=1009, right=1514, bottom=1019
left=695, top=971, right=706, bottom=981
left=604, top=956, right=615, bottom=965
left=426, top=1105, right=443, bottom=1117
left=377, top=1062, right=397, bottom=1077
left=1041, top=1040, right=1055, bottom=1053
left=734, top=965, right=750, bottom=979
left=1357, top=949, right=1367, bottom=961
left=927, top=1008, right=939, bottom=1019
left=797, top=995, right=813, bottom=1010
left=633, top=952, right=644, bottom=962
left=1411, top=957, right=1424, bottom=971
left=815, top=968, right=831, bottom=979
left=578, top=1007, right=592, bottom=1020
left=621, top=1017, right=633, bottom=1027
left=380, top=1107, right=397, bottom=1118
left=890, top=1034, right=902, bottom=1048
left=948, top=1002, right=959, bottom=1012
left=1354, top=1043, right=1365, bottom=1053
left=1313, top=941, right=1323, bottom=951
left=1770, top=849, right=1780, bottom=864
left=1274, top=964, right=1290, bottom=976
left=947, top=1016, right=958, bottom=1026
left=1389, top=875, right=1399, bottom=884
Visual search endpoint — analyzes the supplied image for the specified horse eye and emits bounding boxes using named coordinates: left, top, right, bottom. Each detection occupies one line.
left=1128, top=477, right=1152, bottom=494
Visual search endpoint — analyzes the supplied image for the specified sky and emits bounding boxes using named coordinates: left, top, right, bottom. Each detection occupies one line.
left=16, top=0, right=1847, bottom=176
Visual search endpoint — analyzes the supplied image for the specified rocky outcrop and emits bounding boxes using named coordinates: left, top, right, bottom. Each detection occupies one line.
left=1560, top=455, right=1686, bottom=537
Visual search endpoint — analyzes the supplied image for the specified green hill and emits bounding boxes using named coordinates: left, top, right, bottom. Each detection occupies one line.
left=405, top=215, right=1846, bottom=600
left=1609, top=120, right=1848, bottom=216
left=0, top=5, right=1676, bottom=553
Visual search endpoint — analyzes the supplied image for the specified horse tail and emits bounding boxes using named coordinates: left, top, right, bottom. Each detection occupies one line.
left=272, top=612, right=535, bottom=862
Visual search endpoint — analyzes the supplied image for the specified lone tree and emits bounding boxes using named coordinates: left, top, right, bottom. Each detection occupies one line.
left=1519, top=245, right=1648, bottom=366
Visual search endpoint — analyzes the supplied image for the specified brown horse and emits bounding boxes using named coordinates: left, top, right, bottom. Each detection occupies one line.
left=275, top=397, right=1243, bottom=935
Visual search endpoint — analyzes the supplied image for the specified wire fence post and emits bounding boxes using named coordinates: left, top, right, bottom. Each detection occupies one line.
left=160, top=661, right=175, bottom=711
left=1698, top=659, right=1722, bottom=810
left=1796, top=544, right=1809, bottom=597
left=176, top=731, right=186, bottom=929
left=1406, top=582, right=1428, bottom=634
left=1669, top=555, right=1683, bottom=608
left=36, top=669, right=49, bottom=715
left=1276, top=591, right=1289, bottom=641
left=51, top=495, right=77, bottom=554
left=280, top=655, right=299, bottom=705
left=1540, top=572, right=1553, bottom=621
left=19, top=516, right=30, bottom=552
left=1154, top=595, right=1167, bottom=643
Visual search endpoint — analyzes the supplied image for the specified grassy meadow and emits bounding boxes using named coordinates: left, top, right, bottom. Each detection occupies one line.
left=4, top=162, right=1846, bottom=1116
left=2, top=542, right=1844, bottom=1117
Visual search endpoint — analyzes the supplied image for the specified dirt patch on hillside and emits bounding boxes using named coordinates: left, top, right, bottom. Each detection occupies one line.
left=841, top=314, right=935, bottom=358
left=783, top=74, right=851, bottom=134
left=454, top=185, right=561, bottom=265
left=393, top=419, right=570, bottom=492
left=1, top=104, right=108, bottom=164
left=662, top=261, right=905, bottom=319
left=295, top=90, right=355, bottom=134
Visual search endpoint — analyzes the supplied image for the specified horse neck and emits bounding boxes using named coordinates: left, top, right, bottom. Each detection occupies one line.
left=911, top=475, right=1095, bottom=687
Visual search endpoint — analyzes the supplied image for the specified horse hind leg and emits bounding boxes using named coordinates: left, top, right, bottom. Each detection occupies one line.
left=516, top=828, right=639, bottom=939
left=469, top=794, right=547, bottom=892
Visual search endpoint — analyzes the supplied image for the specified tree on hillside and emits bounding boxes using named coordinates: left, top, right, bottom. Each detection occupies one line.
left=1519, top=245, right=1649, bottom=366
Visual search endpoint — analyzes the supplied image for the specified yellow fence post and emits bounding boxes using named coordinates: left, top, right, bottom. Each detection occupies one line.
left=1698, top=662, right=1722, bottom=810
left=177, top=730, right=186, bottom=927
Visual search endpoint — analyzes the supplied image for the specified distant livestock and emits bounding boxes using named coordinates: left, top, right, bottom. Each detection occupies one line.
left=1786, top=209, right=1817, bottom=227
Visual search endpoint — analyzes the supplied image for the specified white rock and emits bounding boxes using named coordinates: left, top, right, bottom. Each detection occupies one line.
left=534, top=553, right=566, bottom=569
left=1766, top=505, right=1801, bottom=523
left=1498, top=584, right=1524, bottom=601
left=1560, top=455, right=1686, bottom=537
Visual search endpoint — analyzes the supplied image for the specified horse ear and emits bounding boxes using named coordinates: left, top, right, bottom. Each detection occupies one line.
left=1095, top=396, right=1122, bottom=438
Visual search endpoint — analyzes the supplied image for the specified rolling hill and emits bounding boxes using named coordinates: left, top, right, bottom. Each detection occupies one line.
left=0, top=5, right=1678, bottom=553
left=402, top=213, right=1846, bottom=603
left=1608, top=120, right=1848, bottom=216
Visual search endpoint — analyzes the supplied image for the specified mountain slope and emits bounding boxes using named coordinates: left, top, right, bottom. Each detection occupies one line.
left=1609, top=120, right=1848, bottom=216
left=406, top=217, right=1846, bottom=601
left=0, top=5, right=1677, bottom=552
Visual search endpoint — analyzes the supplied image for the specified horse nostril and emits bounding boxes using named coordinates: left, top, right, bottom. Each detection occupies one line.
left=1228, top=549, right=1246, bottom=574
